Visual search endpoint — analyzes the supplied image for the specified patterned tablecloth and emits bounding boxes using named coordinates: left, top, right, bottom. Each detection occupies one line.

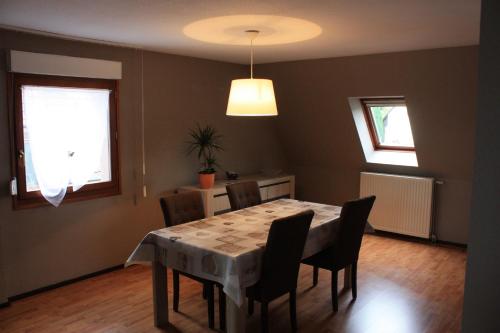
left=126, top=199, right=342, bottom=306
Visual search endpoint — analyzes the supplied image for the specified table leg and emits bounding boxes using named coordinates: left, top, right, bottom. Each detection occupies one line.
left=343, top=264, right=352, bottom=289
left=226, top=294, right=246, bottom=333
left=152, top=259, right=169, bottom=328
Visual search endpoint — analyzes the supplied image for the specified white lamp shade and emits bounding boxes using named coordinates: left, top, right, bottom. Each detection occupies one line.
left=226, top=79, right=278, bottom=116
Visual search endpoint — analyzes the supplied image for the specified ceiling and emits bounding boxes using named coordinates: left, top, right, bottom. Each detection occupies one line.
left=0, top=0, right=481, bottom=64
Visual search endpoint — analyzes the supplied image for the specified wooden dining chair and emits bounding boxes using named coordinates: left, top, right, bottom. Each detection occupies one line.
left=226, top=181, right=262, bottom=211
left=302, top=196, right=376, bottom=312
left=159, top=191, right=225, bottom=330
left=246, top=210, right=314, bottom=333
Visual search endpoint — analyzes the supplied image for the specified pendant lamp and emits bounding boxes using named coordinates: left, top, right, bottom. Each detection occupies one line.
left=226, top=30, right=278, bottom=116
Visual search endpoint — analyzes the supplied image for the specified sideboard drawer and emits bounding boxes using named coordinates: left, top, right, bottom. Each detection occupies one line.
left=213, top=195, right=230, bottom=213
left=266, top=182, right=290, bottom=200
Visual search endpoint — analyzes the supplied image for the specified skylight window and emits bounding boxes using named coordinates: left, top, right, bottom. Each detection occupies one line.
left=361, top=99, right=415, bottom=151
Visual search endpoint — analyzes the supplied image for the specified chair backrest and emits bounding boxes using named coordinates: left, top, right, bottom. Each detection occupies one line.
left=226, top=181, right=262, bottom=211
left=159, top=191, right=205, bottom=227
left=259, top=210, right=314, bottom=300
left=333, top=196, right=376, bottom=267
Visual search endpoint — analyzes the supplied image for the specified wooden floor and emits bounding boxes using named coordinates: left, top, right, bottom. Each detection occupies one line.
left=0, top=234, right=466, bottom=333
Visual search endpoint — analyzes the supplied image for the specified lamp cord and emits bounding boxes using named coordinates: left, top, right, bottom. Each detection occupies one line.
left=250, top=37, right=254, bottom=79
left=246, top=30, right=258, bottom=79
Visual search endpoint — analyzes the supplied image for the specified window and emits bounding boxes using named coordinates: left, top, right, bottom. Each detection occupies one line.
left=361, top=98, right=415, bottom=151
left=8, top=73, right=120, bottom=209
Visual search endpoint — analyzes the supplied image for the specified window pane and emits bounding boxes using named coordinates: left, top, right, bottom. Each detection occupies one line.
left=22, top=86, right=112, bottom=194
left=369, top=105, right=414, bottom=148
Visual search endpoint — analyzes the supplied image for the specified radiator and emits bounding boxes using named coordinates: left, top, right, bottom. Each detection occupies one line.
left=360, top=172, right=434, bottom=239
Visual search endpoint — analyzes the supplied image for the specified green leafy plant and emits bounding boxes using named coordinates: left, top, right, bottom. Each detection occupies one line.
left=186, top=124, right=223, bottom=174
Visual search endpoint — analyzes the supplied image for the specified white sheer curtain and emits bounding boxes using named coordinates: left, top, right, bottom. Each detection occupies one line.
left=22, top=86, right=110, bottom=207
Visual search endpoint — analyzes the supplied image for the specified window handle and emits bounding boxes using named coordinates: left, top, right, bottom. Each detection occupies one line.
left=18, top=149, right=24, bottom=159
left=10, top=177, right=18, bottom=196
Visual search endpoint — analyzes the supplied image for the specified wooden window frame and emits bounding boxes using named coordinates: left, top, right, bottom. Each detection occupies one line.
left=360, top=98, right=415, bottom=152
left=7, top=73, right=121, bottom=210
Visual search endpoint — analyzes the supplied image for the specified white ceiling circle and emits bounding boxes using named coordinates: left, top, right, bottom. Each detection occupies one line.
left=183, top=15, right=322, bottom=46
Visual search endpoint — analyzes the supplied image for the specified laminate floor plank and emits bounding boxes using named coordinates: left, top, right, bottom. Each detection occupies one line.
left=0, top=235, right=466, bottom=333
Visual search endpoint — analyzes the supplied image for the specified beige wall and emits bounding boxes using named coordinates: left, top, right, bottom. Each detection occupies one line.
left=141, top=51, right=287, bottom=196
left=0, top=27, right=477, bottom=299
left=0, top=28, right=286, bottom=298
left=259, top=46, right=478, bottom=244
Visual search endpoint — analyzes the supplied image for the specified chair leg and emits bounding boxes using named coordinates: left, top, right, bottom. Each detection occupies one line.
left=261, top=302, right=269, bottom=333
left=289, top=289, right=297, bottom=331
left=202, top=283, right=208, bottom=299
left=173, top=270, right=180, bottom=312
left=351, top=262, right=358, bottom=300
left=207, top=284, right=215, bottom=329
left=218, top=285, right=226, bottom=331
left=331, top=270, right=338, bottom=312
left=313, top=266, right=319, bottom=287
left=248, top=297, right=254, bottom=316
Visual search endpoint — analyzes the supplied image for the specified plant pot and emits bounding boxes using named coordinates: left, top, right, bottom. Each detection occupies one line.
left=199, top=173, right=215, bottom=189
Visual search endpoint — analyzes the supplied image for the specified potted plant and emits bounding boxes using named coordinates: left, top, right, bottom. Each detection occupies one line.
left=187, top=124, right=223, bottom=189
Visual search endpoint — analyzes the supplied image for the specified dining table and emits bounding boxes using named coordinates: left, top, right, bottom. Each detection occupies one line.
left=126, top=198, right=351, bottom=333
